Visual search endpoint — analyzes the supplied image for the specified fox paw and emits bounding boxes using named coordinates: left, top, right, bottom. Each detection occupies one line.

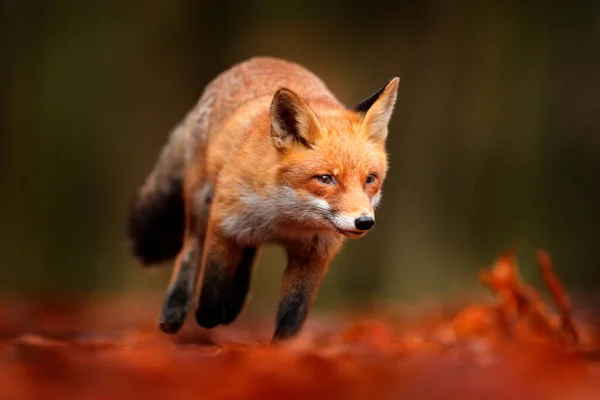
left=194, top=302, right=223, bottom=329
left=219, top=296, right=246, bottom=325
left=159, top=286, right=190, bottom=333
left=194, top=293, right=247, bottom=328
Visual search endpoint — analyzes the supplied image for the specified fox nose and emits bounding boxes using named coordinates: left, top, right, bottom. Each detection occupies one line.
left=354, top=216, right=375, bottom=231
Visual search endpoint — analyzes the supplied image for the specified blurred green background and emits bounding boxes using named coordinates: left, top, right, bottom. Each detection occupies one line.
left=1, top=1, right=599, bottom=311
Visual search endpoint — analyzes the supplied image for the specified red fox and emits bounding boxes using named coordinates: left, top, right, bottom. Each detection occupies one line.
left=128, top=57, right=399, bottom=341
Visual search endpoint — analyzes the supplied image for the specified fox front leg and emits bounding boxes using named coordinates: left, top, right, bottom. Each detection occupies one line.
left=272, top=235, right=343, bottom=342
left=194, top=223, right=260, bottom=329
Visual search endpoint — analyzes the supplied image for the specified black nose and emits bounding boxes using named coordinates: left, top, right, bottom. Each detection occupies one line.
left=354, top=216, right=375, bottom=231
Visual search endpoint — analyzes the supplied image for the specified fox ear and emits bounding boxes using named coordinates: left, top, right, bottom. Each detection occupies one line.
left=270, top=88, right=321, bottom=152
left=353, top=77, right=399, bottom=142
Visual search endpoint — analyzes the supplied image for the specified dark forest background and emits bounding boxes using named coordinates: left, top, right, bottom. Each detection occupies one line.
left=1, top=1, right=599, bottom=312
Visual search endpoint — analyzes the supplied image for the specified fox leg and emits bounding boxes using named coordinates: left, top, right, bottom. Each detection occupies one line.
left=194, top=223, right=260, bottom=329
left=272, top=235, right=343, bottom=342
left=220, top=245, right=262, bottom=325
left=158, top=177, right=213, bottom=334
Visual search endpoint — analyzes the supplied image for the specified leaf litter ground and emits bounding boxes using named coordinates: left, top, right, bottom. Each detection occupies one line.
left=1, top=250, right=599, bottom=400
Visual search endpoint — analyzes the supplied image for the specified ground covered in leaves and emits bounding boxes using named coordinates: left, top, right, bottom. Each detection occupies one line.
left=1, top=251, right=600, bottom=400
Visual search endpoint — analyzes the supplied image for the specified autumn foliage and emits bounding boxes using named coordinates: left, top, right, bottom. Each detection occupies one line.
left=1, top=250, right=599, bottom=400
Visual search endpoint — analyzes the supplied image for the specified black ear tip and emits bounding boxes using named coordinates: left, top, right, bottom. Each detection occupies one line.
left=379, top=77, right=400, bottom=89
left=352, top=81, right=387, bottom=114
left=352, top=77, right=400, bottom=114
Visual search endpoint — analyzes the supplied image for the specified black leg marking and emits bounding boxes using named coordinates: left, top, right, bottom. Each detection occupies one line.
left=195, top=257, right=227, bottom=329
left=221, top=247, right=257, bottom=324
left=158, top=247, right=198, bottom=333
left=158, top=182, right=213, bottom=333
left=195, top=246, right=258, bottom=329
left=271, top=234, right=338, bottom=342
left=272, top=290, right=309, bottom=342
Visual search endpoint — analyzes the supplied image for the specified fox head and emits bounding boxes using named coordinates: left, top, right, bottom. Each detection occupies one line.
left=269, top=78, right=399, bottom=239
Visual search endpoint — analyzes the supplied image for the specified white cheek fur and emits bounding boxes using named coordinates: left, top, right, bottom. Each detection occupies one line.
left=306, top=195, right=331, bottom=212
left=371, top=190, right=382, bottom=208
left=218, top=185, right=333, bottom=241
left=329, top=214, right=357, bottom=231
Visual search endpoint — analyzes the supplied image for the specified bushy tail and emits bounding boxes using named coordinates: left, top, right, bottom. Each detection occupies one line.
left=127, top=121, right=189, bottom=267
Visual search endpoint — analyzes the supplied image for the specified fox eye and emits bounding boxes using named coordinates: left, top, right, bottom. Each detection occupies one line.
left=366, top=173, right=377, bottom=184
left=315, top=174, right=335, bottom=185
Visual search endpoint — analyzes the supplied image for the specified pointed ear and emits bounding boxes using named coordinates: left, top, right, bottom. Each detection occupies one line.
left=353, top=77, right=399, bottom=142
left=270, top=88, right=321, bottom=152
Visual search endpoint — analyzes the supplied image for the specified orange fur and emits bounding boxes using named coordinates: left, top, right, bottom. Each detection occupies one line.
left=130, top=57, right=399, bottom=341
